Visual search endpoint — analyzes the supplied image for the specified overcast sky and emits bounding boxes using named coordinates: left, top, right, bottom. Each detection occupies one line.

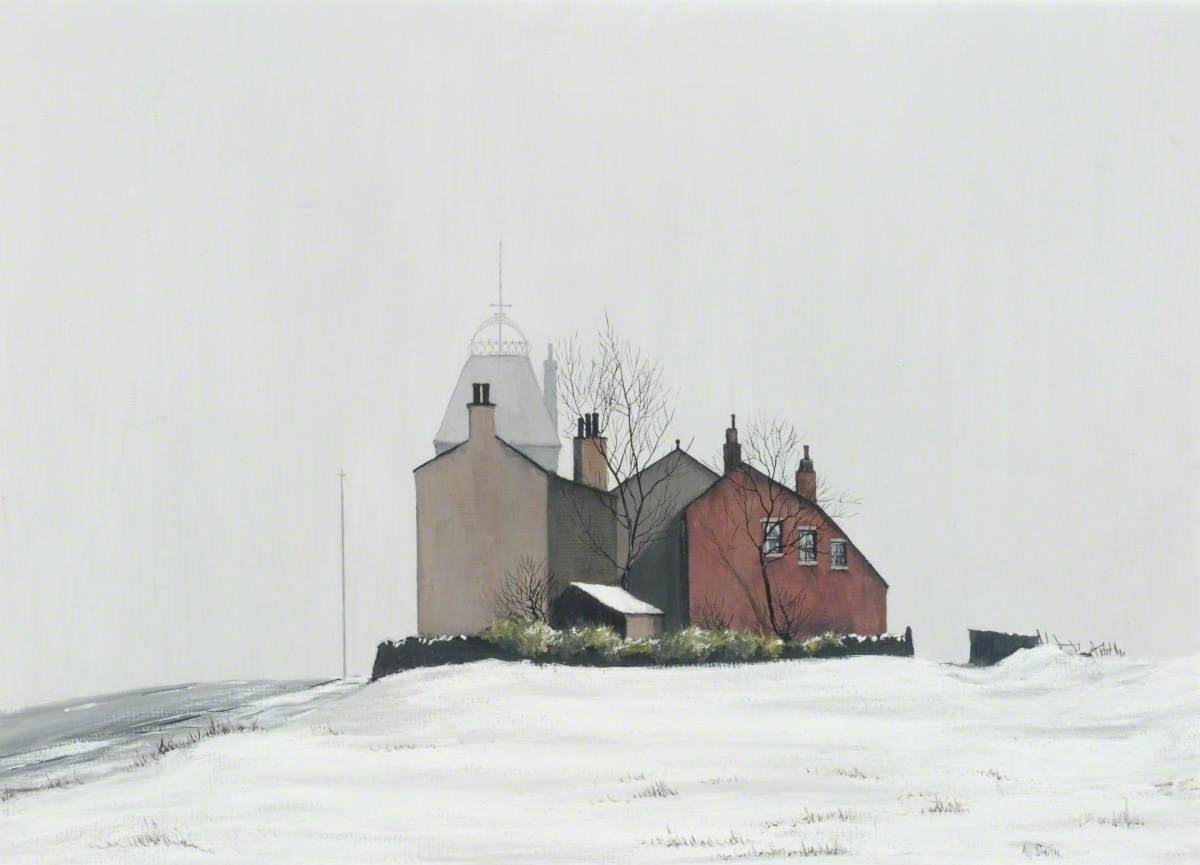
left=2, top=2, right=1197, bottom=708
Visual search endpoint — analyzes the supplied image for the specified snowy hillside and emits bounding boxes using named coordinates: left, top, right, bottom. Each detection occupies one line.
left=1, top=648, right=1196, bottom=864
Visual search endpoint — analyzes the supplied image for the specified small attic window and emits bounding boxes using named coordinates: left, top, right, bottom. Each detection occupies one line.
left=831, top=539, right=848, bottom=569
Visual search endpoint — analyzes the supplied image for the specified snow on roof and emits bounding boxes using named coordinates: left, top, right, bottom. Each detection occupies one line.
left=434, top=354, right=561, bottom=451
left=569, top=582, right=663, bottom=617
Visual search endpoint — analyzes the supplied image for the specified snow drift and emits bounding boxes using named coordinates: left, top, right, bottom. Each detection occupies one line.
left=1, top=648, right=1196, bottom=864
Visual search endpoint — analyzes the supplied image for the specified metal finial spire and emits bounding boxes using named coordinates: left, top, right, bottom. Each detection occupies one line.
left=470, top=242, right=528, bottom=356
left=490, top=241, right=511, bottom=348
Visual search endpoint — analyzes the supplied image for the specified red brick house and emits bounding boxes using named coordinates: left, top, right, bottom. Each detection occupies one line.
left=626, top=417, right=888, bottom=638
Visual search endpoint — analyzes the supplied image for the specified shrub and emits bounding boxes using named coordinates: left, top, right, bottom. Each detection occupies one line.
left=753, top=632, right=784, bottom=659
left=554, top=625, right=622, bottom=659
left=492, top=556, right=558, bottom=623
left=617, top=639, right=656, bottom=661
left=481, top=618, right=555, bottom=658
left=655, top=627, right=717, bottom=663
left=707, top=628, right=758, bottom=661
left=475, top=618, right=873, bottom=667
left=798, top=631, right=846, bottom=656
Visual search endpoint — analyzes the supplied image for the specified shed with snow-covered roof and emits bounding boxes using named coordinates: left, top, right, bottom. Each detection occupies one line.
left=552, top=582, right=664, bottom=640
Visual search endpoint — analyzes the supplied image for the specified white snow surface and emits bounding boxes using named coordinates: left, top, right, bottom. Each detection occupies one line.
left=569, top=581, right=664, bottom=616
left=1, top=647, right=1196, bottom=864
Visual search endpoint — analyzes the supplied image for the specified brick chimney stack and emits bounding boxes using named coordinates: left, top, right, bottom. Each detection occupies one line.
left=723, top=414, right=742, bottom=474
left=796, top=444, right=816, bottom=501
left=467, top=382, right=495, bottom=441
left=573, top=412, right=608, bottom=489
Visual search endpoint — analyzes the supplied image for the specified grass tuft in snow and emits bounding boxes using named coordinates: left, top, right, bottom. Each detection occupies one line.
left=143, top=715, right=261, bottom=763
left=633, top=780, right=679, bottom=798
left=833, top=767, right=876, bottom=781
left=764, top=808, right=858, bottom=828
left=922, top=796, right=967, bottom=814
left=1080, top=801, right=1144, bottom=828
left=644, top=827, right=750, bottom=848
left=718, top=841, right=845, bottom=859
left=369, top=741, right=436, bottom=752
left=94, top=820, right=210, bottom=853
left=0, top=774, right=83, bottom=801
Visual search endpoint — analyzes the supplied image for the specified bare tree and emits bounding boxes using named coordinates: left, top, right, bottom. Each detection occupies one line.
left=492, top=556, right=558, bottom=622
left=557, top=315, right=688, bottom=589
left=696, top=416, right=856, bottom=640
left=694, top=597, right=733, bottom=631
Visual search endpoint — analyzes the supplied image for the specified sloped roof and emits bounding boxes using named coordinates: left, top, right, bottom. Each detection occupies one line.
left=617, top=447, right=719, bottom=517
left=434, top=354, right=561, bottom=450
left=569, top=582, right=663, bottom=616
left=683, top=464, right=889, bottom=589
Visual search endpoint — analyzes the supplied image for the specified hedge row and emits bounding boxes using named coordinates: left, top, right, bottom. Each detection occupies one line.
left=371, top=621, right=913, bottom=680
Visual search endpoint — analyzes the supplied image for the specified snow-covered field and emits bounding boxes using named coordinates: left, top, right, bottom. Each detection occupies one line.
left=1, top=648, right=1196, bottom=864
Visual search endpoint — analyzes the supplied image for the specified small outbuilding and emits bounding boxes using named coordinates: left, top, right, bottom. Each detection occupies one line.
left=553, top=582, right=664, bottom=639
left=968, top=628, right=1041, bottom=665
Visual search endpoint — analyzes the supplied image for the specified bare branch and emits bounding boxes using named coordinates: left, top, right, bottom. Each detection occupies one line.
left=694, top=415, right=856, bottom=640
left=491, top=556, right=558, bottom=622
left=556, top=314, right=681, bottom=588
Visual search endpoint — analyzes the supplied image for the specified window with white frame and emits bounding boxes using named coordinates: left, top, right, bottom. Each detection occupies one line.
left=830, top=539, right=848, bottom=569
left=761, top=519, right=783, bottom=556
left=798, top=528, right=817, bottom=564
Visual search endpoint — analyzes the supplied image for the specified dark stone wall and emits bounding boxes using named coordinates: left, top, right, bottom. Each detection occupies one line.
left=968, top=629, right=1040, bottom=665
left=547, top=477, right=618, bottom=592
left=787, top=627, right=915, bottom=659
left=371, top=626, right=916, bottom=681
left=371, top=636, right=519, bottom=679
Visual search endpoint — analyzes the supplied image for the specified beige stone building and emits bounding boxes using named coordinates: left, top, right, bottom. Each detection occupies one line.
left=414, top=315, right=622, bottom=636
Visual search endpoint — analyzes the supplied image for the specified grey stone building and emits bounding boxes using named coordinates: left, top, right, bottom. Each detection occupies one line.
left=621, top=448, right=720, bottom=630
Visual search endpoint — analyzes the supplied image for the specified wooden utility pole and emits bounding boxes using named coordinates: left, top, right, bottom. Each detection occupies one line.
left=339, top=469, right=347, bottom=680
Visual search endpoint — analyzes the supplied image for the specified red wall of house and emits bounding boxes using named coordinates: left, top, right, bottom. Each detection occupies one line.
left=685, top=471, right=887, bottom=637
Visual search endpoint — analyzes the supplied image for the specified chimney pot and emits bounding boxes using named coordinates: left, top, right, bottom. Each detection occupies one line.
left=796, top=444, right=816, bottom=500
left=573, top=415, right=608, bottom=488
left=723, top=414, right=742, bottom=474
left=467, top=383, right=496, bottom=440
left=481, top=383, right=490, bottom=405
left=577, top=417, right=585, bottom=439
